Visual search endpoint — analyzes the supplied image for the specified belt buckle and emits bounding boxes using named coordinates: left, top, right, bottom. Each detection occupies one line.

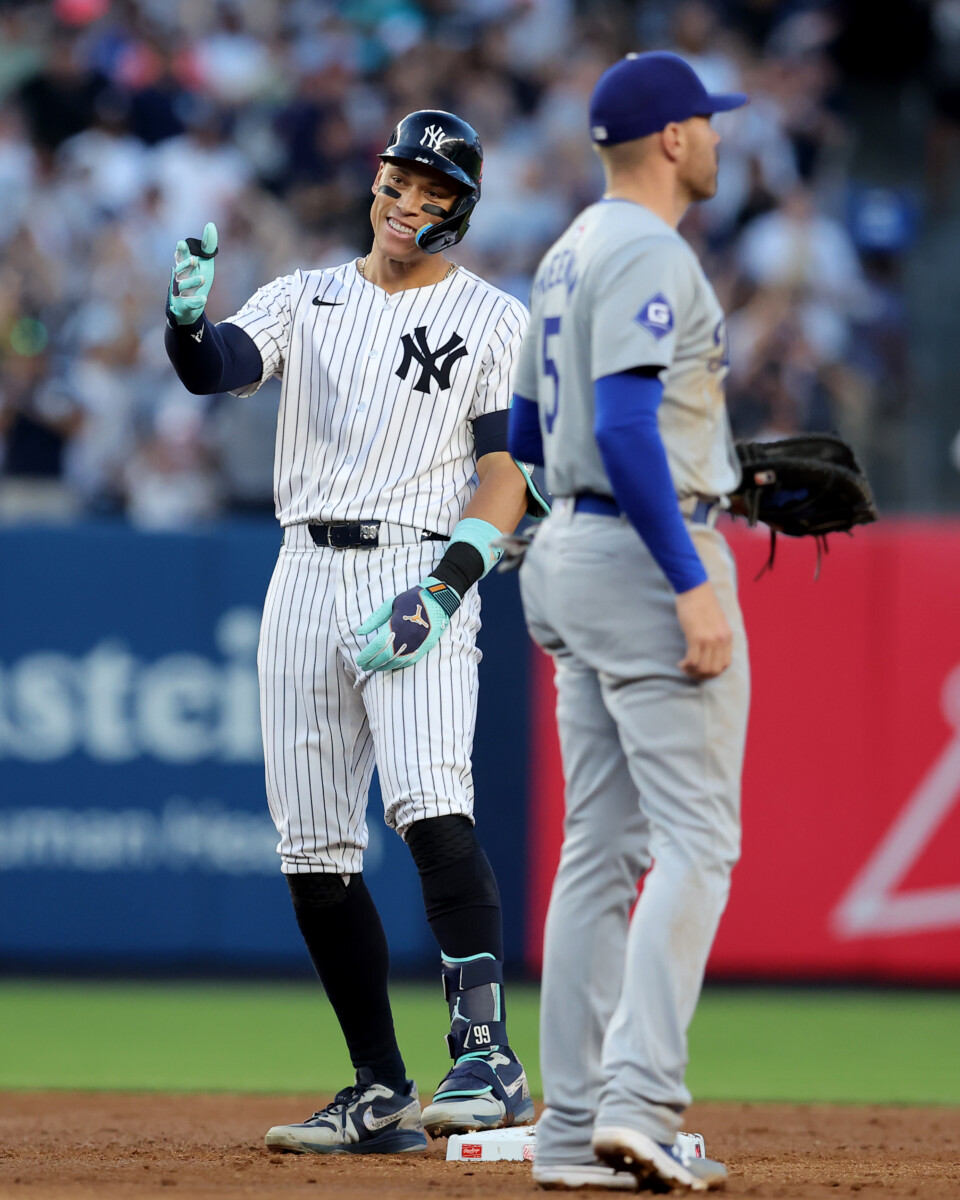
left=359, top=523, right=379, bottom=547
left=320, top=521, right=380, bottom=548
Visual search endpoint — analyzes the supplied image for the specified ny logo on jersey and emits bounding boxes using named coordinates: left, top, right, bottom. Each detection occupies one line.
left=420, top=123, right=446, bottom=151
left=396, top=326, right=468, bottom=393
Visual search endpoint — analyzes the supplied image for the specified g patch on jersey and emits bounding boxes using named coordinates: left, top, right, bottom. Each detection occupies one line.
left=636, top=293, right=674, bottom=340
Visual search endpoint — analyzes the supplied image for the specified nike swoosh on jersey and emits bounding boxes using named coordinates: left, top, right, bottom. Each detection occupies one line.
left=313, top=297, right=344, bottom=306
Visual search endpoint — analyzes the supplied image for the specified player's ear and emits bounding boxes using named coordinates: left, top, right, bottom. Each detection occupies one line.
left=372, top=164, right=384, bottom=197
left=661, top=123, right=683, bottom=164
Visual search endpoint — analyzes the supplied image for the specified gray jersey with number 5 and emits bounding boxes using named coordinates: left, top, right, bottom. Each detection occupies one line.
left=514, top=198, right=741, bottom=500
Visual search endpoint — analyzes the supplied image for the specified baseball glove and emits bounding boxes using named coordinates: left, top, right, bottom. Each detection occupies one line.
left=732, top=433, right=878, bottom=575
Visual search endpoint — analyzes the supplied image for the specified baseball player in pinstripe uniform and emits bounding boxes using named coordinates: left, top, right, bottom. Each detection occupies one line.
left=509, top=55, right=750, bottom=1191
left=165, top=110, right=543, bottom=1154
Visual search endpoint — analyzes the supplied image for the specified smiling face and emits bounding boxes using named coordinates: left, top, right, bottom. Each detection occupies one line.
left=369, top=159, right=460, bottom=259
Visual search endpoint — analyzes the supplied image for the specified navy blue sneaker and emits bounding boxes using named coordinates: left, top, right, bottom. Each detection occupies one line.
left=264, top=1068, right=427, bottom=1155
left=420, top=1046, right=535, bottom=1136
left=592, top=1126, right=727, bottom=1192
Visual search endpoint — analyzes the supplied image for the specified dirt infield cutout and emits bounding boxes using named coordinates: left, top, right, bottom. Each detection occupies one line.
left=1, top=1092, right=959, bottom=1198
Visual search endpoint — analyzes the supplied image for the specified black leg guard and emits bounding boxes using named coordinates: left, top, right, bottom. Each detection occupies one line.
left=286, top=872, right=407, bottom=1091
left=406, top=815, right=509, bottom=1060
left=405, top=815, right=503, bottom=960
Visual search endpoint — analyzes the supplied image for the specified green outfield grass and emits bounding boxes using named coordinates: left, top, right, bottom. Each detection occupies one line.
left=1, top=982, right=958, bottom=1105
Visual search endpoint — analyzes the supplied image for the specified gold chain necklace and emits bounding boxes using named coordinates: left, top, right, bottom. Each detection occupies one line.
left=358, top=257, right=457, bottom=281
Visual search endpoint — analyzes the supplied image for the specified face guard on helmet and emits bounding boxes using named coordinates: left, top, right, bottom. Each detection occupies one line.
left=377, top=110, right=482, bottom=255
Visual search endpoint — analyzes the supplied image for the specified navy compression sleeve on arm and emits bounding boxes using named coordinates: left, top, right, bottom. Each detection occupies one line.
left=507, top=393, right=544, bottom=466
left=164, top=314, right=263, bottom=395
left=472, top=409, right=509, bottom=458
left=594, top=371, right=707, bottom=594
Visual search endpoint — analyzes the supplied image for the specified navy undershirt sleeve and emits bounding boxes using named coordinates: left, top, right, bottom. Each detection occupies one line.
left=594, top=371, right=707, bottom=594
left=472, top=409, right=509, bottom=458
left=164, top=313, right=264, bottom=395
left=507, top=393, right=544, bottom=466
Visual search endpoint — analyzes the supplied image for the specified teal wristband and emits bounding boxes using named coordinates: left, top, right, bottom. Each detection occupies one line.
left=449, top=517, right=503, bottom=578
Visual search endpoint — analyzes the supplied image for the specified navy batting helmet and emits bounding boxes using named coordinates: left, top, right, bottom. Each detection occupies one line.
left=378, top=110, right=482, bottom=254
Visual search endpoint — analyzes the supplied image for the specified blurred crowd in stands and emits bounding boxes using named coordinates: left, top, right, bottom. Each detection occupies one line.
left=0, top=0, right=937, bottom=525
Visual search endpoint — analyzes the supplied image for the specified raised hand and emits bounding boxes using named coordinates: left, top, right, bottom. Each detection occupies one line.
left=167, top=221, right=218, bottom=326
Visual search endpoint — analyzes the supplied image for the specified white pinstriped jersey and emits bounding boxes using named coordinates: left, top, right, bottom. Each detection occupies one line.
left=223, top=261, right=528, bottom=533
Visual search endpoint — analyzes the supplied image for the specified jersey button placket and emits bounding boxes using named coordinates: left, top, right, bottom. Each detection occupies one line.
left=341, top=315, right=386, bottom=480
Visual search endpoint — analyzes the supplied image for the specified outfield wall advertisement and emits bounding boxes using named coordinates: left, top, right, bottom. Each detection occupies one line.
left=3, top=519, right=959, bottom=981
left=526, top=519, right=960, bottom=983
left=0, top=523, right=530, bottom=972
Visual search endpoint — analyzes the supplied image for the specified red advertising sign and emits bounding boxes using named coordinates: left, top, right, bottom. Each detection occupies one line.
left=526, top=519, right=960, bottom=982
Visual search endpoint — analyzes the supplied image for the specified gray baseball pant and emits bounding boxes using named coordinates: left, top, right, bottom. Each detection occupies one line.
left=519, top=504, right=750, bottom=1163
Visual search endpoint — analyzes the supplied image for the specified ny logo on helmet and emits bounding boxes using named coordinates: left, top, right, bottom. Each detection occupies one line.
left=420, top=124, right=446, bottom=151
left=396, top=326, right=468, bottom=393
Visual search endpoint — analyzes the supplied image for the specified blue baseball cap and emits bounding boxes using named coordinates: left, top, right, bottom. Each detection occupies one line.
left=590, top=52, right=748, bottom=146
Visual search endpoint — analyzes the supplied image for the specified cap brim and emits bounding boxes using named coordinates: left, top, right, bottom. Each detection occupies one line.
left=702, top=92, right=749, bottom=114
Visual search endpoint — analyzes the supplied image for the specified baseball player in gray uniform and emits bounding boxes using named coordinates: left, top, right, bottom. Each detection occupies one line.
left=508, top=54, right=750, bottom=1191
left=164, top=110, right=543, bottom=1154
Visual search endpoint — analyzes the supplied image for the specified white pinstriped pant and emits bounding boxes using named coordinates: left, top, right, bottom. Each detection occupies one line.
left=258, top=523, right=481, bottom=875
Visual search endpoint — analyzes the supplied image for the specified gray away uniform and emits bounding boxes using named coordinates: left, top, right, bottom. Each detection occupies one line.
left=514, top=199, right=750, bottom=1159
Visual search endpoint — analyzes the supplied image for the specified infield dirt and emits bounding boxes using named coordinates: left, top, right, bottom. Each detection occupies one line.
left=1, top=1092, right=958, bottom=1199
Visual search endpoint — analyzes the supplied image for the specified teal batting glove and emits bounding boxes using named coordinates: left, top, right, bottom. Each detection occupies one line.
left=167, top=221, right=218, bottom=326
left=514, top=461, right=551, bottom=521
left=355, top=576, right=461, bottom=673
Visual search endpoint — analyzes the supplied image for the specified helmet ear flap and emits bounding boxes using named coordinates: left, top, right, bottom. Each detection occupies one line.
left=415, top=194, right=476, bottom=254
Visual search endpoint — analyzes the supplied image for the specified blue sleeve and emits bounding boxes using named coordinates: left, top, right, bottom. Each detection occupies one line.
left=164, top=313, right=264, bottom=395
left=594, top=371, right=707, bottom=594
left=507, top=393, right=544, bottom=466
